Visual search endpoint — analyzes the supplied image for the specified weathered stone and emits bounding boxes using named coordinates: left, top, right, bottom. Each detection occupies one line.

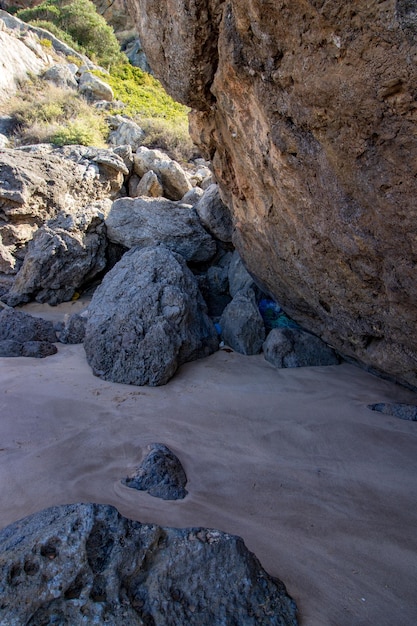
left=57, top=311, right=87, bottom=344
left=0, top=309, right=57, bottom=343
left=0, top=309, right=57, bottom=357
left=42, top=64, right=78, bottom=89
left=6, top=201, right=111, bottom=306
left=228, top=250, right=256, bottom=298
left=263, top=328, right=340, bottom=369
left=133, top=146, right=192, bottom=200
left=105, top=197, right=216, bottom=263
left=0, top=146, right=126, bottom=279
left=135, top=169, right=163, bottom=197
left=79, top=71, right=114, bottom=102
left=108, top=115, right=145, bottom=150
left=84, top=245, right=219, bottom=386
left=0, top=14, right=50, bottom=100
left=21, top=340, right=58, bottom=358
left=124, top=443, right=188, bottom=500
left=195, top=183, right=233, bottom=243
left=127, top=0, right=417, bottom=389
left=219, top=288, right=265, bottom=355
left=368, top=403, right=417, bottom=421
left=181, top=186, right=204, bottom=206
left=112, top=144, right=134, bottom=173
left=0, top=503, right=298, bottom=625
left=0, top=339, right=23, bottom=357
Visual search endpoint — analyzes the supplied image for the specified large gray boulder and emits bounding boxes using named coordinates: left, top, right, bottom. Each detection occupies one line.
left=106, top=196, right=216, bottom=263
left=195, top=183, right=233, bottom=242
left=219, top=288, right=265, bottom=355
left=6, top=200, right=111, bottom=306
left=84, top=245, right=219, bottom=386
left=134, top=146, right=192, bottom=200
left=0, top=503, right=298, bottom=625
left=263, top=328, right=340, bottom=369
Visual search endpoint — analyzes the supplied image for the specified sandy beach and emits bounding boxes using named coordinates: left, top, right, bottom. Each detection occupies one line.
left=1, top=302, right=417, bottom=625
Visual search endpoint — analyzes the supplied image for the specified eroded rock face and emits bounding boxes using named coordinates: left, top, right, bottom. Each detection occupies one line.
left=128, top=0, right=417, bottom=389
left=0, top=503, right=298, bottom=625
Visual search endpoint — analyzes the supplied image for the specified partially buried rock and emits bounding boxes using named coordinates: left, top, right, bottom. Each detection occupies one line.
left=0, top=309, right=57, bottom=357
left=263, top=328, right=340, bottom=368
left=0, top=503, right=298, bottom=625
left=84, top=245, right=219, bottom=386
left=368, top=403, right=417, bottom=421
left=124, top=443, right=188, bottom=500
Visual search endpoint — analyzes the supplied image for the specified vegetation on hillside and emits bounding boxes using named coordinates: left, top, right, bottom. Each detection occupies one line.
left=7, top=0, right=195, bottom=160
left=17, top=0, right=123, bottom=68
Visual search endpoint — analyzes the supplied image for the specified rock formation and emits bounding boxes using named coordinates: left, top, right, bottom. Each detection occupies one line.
left=0, top=503, right=298, bottom=625
left=124, top=442, right=188, bottom=500
left=127, top=0, right=417, bottom=389
left=0, top=146, right=126, bottom=300
left=105, top=196, right=216, bottom=263
left=84, top=245, right=219, bottom=386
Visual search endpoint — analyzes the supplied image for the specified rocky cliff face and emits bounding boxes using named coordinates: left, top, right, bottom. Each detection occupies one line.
left=127, top=0, right=417, bottom=389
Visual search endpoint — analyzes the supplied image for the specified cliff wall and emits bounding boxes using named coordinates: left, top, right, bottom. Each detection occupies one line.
left=128, top=0, right=417, bottom=388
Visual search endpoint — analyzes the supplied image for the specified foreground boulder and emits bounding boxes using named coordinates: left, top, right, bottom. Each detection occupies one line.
left=124, top=443, right=188, bottom=500
left=0, top=503, right=298, bottom=625
left=128, top=0, right=417, bottom=389
left=84, top=245, right=219, bottom=386
left=105, top=196, right=216, bottom=263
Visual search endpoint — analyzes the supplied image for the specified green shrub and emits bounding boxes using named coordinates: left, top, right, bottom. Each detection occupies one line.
left=102, top=64, right=188, bottom=121
left=4, top=79, right=108, bottom=147
left=51, top=117, right=107, bottom=146
left=17, top=0, right=123, bottom=68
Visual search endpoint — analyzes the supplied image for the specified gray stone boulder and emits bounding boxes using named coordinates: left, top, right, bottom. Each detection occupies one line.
left=106, top=196, right=216, bottom=263
left=0, top=308, right=57, bottom=357
left=181, top=185, right=204, bottom=206
left=0, top=146, right=127, bottom=284
left=134, top=146, right=192, bottom=200
left=57, top=311, right=88, bottom=344
left=195, top=184, right=233, bottom=242
left=42, top=64, right=78, bottom=89
left=84, top=245, right=219, bottom=386
left=0, top=503, right=298, bottom=625
left=108, top=115, right=145, bottom=150
left=6, top=200, right=111, bottom=306
left=219, top=288, right=265, bottom=355
left=228, top=250, right=257, bottom=297
left=135, top=169, right=164, bottom=197
left=78, top=71, right=114, bottom=102
left=124, top=443, right=188, bottom=500
left=263, top=328, right=340, bottom=369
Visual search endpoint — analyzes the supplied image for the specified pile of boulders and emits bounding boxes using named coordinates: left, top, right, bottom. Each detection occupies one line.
left=0, top=138, right=340, bottom=383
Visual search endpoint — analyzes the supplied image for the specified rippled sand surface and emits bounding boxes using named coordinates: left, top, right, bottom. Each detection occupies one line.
left=1, top=303, right=417, bottom=625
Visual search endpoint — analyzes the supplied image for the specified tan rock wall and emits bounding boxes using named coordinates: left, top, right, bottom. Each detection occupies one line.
left=128, top=0, right=417, bottom=388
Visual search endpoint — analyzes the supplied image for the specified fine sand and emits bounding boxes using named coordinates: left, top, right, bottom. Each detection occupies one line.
left=1, top=302, right=417, bottom=625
